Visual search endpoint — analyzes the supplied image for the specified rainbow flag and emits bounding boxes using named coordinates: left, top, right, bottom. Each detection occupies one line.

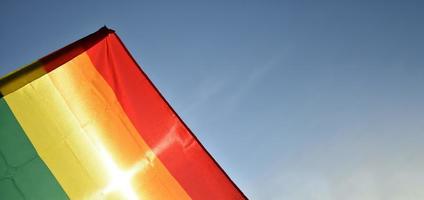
left=0, top=27, right=245, bottom=200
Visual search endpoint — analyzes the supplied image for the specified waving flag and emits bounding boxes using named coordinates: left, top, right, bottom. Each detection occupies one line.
left=0, top=27, right=246, bottom=200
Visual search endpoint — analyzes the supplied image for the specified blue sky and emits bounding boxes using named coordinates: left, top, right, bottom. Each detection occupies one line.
left=1, top=0, right=424, bottom=199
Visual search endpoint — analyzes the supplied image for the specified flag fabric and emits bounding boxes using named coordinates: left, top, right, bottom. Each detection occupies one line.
left=0, top=27, right=246, bottom=200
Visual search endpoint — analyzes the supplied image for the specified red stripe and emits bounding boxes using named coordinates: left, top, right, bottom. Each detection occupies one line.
left=86, top=33, right=246, bottom=199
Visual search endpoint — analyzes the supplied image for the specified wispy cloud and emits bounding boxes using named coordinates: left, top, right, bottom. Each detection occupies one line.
left=226, top=57, right=278, bottom=108
left=182, top=74, right=230, bottom=114
left=182, top=56, right=279, bottom=116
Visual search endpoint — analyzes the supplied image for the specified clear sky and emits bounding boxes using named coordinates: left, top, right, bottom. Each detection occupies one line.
left=1, top=0, right=424, bottom=199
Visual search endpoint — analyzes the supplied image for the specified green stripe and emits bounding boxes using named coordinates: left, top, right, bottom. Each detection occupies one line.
left=0, top=98, right=68, bottom=200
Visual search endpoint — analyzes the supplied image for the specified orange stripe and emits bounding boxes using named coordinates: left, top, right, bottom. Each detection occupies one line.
left=49, top=52, right=191, bottom=199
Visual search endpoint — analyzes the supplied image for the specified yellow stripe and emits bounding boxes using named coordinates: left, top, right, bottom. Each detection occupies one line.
left=0, top=62, right=46, bottom=95
left=4, top=53, right=191, bottom=200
